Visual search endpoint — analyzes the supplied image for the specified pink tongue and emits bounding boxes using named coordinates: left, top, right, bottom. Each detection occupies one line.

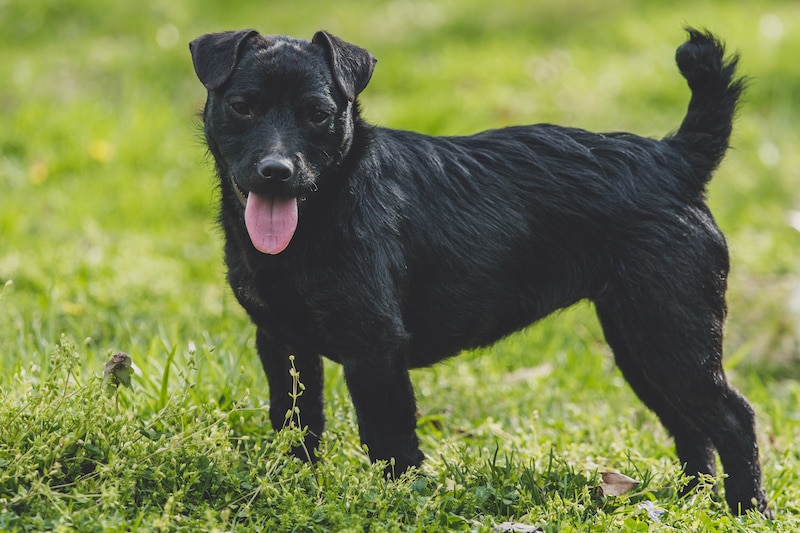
left=244, top=194, right=298, bottom=254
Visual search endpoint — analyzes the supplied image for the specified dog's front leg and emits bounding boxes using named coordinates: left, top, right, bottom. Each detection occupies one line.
left=256, top=328, right=325, bottom=462
left=342, top=353, right=424, bottom=477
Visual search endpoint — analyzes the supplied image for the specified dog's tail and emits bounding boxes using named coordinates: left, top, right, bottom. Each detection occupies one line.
left=668, top=28, right=746, bottom=191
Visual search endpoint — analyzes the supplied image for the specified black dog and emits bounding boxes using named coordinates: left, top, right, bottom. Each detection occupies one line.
left=190, top=28, right=768, bottom=514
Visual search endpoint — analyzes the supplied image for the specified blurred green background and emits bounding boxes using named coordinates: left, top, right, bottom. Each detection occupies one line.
left=1, top=0, right=797, bottom=378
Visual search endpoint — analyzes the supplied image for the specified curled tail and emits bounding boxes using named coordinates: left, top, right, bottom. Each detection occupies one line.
left=668, top=28, right=746, bottom=191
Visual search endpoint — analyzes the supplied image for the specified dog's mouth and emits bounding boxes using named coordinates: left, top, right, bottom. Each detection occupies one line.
left=231, top=176, right=249, bottom=208
left=231, top=175, right=298, bottom=255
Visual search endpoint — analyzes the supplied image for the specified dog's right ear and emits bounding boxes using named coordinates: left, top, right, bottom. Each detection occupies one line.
left=312, top=31, right=377, bottom=101
left=189, top=29, right=259, bottom=91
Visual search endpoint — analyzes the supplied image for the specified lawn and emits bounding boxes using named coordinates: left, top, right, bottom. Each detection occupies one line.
left=1, top=0, right=799, bottom=530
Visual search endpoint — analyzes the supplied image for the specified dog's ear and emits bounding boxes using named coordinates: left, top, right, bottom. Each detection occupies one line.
left=312, top=31, right=377, bottom=101
left=189, top=29, right=259, bottom=91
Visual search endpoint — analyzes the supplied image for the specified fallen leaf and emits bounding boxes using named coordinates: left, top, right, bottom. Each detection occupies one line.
left=596, top=471, right=640, bottom=497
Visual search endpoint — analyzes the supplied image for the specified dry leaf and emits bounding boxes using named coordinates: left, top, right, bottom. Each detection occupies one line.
left=596, top=471, right=640, bottom=497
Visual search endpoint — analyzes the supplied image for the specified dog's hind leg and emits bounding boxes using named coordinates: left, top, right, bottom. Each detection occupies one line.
left=594, top=265, right=768, bottom=515
left=595, top=309, right=717, bottom=490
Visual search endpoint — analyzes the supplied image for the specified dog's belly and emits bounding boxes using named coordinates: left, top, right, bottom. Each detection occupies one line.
left=397, top=235, right=611, bottom=368
left=402, top=281, right=587, bottom=368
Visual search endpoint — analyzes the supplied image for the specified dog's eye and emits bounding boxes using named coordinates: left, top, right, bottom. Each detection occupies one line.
left=309, top=109, right=331, bottom=125
left=229, top=100, right=252, bottom=117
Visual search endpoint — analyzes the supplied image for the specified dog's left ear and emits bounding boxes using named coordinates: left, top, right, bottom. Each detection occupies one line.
left=190, top=29, right=259, bottom=91
left=312, top=31, right=377, bottom=101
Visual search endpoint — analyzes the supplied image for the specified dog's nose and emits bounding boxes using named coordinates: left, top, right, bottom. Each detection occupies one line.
left=257, top=157, right=294, bottom=181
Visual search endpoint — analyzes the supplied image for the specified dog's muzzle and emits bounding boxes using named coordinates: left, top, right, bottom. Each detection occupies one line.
left=230, top=173, right=299, bottom=255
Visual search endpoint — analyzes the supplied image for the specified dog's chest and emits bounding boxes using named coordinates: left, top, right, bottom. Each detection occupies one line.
left=229, top=256, right=327, bottom=350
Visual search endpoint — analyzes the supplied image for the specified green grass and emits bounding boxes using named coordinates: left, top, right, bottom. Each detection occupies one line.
left=2, top=0, right=800, bottom=530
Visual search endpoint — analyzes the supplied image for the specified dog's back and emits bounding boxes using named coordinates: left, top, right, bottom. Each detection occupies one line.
left=353, top=31, right=744, bottom=361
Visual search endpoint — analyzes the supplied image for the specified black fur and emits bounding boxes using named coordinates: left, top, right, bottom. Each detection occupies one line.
left=189, top=28, right=768, bottom=515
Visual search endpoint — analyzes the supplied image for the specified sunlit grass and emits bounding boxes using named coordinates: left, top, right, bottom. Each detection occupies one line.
left=1, top=0, right=799, bottom=530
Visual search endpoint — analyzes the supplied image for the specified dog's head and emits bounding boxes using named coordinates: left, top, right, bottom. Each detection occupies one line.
left=190, top=30, right=376, bottom=254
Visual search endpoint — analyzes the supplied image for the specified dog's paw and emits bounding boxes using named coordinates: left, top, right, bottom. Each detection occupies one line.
left=381, top=448, right=425, bottom=480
